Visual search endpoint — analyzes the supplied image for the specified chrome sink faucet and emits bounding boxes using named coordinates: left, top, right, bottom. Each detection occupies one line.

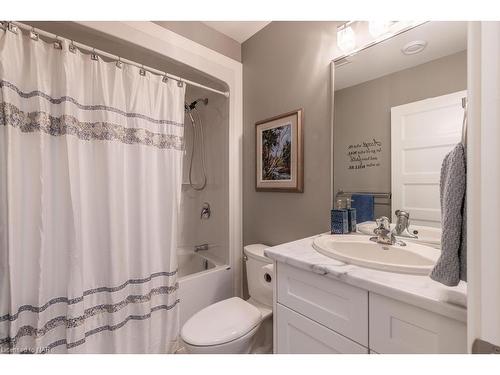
left=392, top=210, right=418, bottom=239
left=370, top=216, right=394, bottom=245
left=370, top=216, right=406, bottom=246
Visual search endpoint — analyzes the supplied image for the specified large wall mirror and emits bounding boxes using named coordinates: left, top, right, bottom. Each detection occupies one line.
left=332, top=21, right=467, bottom=242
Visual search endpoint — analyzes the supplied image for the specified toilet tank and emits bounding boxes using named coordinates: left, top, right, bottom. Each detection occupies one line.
left=244, top=244, right=273, bottom=308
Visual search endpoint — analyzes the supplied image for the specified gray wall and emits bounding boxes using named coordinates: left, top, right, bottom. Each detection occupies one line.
left=242, top=22, right=340, bottom=246
left=153, top=21, right=242, bottom=62
left=333, top=51, right=467, bottom=217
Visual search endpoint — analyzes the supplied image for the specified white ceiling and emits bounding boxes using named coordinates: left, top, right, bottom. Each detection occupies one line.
left=202, top=21, right=271, bottom=43
left=335, top=21, right=467, bottom=90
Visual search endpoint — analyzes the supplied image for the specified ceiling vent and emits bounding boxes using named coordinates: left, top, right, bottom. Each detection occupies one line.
left=401, top=40, right=428, bottom=55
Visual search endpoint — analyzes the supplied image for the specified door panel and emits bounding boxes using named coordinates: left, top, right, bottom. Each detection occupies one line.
left=391, top=90, right=466, bottom=227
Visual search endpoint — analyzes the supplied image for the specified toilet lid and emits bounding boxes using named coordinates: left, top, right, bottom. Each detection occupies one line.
left=181, top=297, right=262, bottom=346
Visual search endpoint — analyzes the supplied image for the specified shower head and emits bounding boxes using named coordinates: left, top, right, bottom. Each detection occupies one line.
left=185, top=98, right=208, bottom=112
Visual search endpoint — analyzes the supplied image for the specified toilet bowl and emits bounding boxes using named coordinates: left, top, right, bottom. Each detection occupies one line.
left=180, top=244, right=273, bottom=354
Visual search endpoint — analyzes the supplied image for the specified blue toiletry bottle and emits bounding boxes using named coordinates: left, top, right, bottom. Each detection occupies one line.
left=331, top=199, right=349, bottom=234
left=346, top=197, right=357, bottom=233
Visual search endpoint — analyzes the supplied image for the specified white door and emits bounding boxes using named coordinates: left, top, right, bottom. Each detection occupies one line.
left=391, top=90, right=466, bottom=227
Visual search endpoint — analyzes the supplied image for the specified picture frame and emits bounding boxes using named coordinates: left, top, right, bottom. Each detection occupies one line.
left=255, top=108, right=304, bottom=192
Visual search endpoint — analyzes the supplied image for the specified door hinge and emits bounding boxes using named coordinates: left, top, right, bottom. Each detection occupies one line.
left=472, top=339, right=500, bottom=354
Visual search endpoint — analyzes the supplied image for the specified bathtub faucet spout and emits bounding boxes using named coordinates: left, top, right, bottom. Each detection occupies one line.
left=194, top=243, right=209, bottom=252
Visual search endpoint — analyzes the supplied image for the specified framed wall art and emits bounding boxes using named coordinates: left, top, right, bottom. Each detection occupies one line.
left=255, top=109, right=303, bottom=192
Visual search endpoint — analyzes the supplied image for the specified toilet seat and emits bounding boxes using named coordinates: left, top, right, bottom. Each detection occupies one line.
left=181, top=297, right=262, bottom=347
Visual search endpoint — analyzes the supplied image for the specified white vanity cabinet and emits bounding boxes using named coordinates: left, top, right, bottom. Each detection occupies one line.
left=274, top=262, right=467, bottom=354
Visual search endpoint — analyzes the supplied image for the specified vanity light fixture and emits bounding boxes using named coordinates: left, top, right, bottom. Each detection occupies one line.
left=337, top=22, right=356, bottom=53
left=401, top=40, right=428, bottom=55
left=368, top=21, right=393, bottom=38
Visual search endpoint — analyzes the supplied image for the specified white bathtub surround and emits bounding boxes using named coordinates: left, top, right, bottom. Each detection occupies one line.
left=0, top=29, right=185, bottom=353
left=175, top=85, right=233, bottom=326
left=178, top=86, right=230, bottom=270
left=176, top=249, right=232, bottom=327
left=177, top=247, right=217, bottom=278
left=264, top=235, right=467, bottom=319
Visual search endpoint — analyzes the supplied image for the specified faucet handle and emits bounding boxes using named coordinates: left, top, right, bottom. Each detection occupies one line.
left=375, top=216, right=390, bottom=230
left=374, top=216, right=391, bottom=236
left=200, top=202, right=211, bottom=220
left=395, top=209, right=410, bottom=219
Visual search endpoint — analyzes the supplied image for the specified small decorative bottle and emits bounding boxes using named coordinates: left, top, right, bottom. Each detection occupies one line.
left=331, top=199, right=348, bottom=234
left=346, top=197, right=357, bottom=233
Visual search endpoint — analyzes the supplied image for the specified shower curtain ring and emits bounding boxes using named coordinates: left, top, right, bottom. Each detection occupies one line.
left=162, top=73, right=168, bottom=83
left=91, top=48, right=99, bottom=61
left=139, top=65, right=146, bottom=76
left=7, top=22, right=18, bottom=34
left=177, top=80, right=184, bottom=88
left=29, top=27, right=39, bottom=41
left=115, top=57, right=123, bottom=69
left=53, top=36, right=62, bottom=50
left=69, top=40, right=77, bottom=54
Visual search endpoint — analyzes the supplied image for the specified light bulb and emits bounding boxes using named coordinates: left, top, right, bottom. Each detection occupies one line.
left=337, top=25, right=356, bottom=52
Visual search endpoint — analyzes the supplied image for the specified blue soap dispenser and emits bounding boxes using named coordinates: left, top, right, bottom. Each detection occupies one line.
left=331, top=198, right=348, bottom=234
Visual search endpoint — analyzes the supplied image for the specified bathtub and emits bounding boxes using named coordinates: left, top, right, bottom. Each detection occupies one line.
left=177, top=248, right=233, bottom=327
left=178, top=250, right=216, bottom=278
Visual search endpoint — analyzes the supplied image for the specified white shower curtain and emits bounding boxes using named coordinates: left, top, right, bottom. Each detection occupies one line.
left=0, top=28, right=185, bottom=353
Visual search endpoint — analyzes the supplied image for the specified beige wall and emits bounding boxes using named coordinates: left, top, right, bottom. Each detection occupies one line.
left=242, top=22, right=340, bottom=246
left=333, top=51, right=467, bottom=217
left=153, top=21, right=242, bottom=62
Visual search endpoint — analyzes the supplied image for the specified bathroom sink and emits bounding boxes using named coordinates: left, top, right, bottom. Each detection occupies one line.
left=356, top=221, right=441, bottom=248
left=312, top=234, right=440, bottom=275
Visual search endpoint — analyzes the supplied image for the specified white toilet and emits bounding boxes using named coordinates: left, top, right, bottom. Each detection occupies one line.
left=180, top=244, right=273, bottom=354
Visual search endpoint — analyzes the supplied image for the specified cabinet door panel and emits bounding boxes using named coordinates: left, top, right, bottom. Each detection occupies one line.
left=276, top=304, right=368, bottom=354
left=369, top=293, right=467, bottom=353
left=277, top=263, right=368, bottom=346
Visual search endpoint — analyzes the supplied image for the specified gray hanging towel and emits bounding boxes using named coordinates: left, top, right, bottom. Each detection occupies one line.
left=430, top=143, right=467, bottom=286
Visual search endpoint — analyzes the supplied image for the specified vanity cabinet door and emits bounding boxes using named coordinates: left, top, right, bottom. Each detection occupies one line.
left=277, top=263, right=368, bottom=346
left=369, top=293, right=467, bottom=354
left=276, top=304, right=368, bottom=354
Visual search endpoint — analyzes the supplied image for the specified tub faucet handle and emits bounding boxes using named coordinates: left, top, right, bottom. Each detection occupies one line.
left=200, top=202, right=211, bottom=220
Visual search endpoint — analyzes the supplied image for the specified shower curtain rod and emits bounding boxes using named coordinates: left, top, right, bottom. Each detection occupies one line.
left=2, top=21, right=230, bottom=98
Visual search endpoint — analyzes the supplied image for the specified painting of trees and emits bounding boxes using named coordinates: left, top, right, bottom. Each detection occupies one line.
left=262, top=123, right=292, bottom=180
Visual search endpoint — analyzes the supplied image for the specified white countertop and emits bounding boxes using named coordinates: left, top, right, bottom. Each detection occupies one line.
left=264, top=233, right=467, bottom=323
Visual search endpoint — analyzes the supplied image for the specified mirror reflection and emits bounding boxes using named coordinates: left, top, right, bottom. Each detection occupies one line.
left=333, top=21, right=467, bottom=248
